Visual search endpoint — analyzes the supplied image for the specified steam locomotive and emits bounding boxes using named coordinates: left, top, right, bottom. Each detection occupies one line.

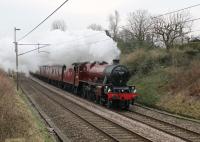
left=32, top=59, right=138, bottom=109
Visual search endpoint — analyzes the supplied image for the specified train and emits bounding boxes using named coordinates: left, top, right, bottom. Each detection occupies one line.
left=31, top=59, right=138, bottom=109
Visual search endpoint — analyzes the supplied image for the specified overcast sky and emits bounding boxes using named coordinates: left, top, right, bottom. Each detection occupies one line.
left=0, top=0, right=200, bottom=39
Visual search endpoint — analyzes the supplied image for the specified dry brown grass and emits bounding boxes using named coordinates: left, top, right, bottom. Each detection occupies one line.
left=0, top=69, right=51, bottom=142
left=121, top=48, right=167, bottom=65
left=157, top=93, right=200, bottom=119
left=157, top=60, right=200, bottom=119
left=121, top=48, right=146, bottom=64
left=169, top=60, right=200, bottom=97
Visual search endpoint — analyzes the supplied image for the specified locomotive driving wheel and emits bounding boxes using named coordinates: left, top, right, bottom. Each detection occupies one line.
left=122, top=101, right=130, bottom=110
left=82, top=86, right=87, bottom=98
left=107, top=100, right=112, bottom=108
left=96, top=96, right=100, bottom=104
left=100, top=96, right=107, bottom=106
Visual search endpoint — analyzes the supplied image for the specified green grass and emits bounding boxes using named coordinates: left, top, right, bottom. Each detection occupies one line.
left=129, top=68, right=170, bottom=107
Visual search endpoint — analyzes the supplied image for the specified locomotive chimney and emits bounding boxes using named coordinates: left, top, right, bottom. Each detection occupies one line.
left=113, top=59, right=120, bottom=65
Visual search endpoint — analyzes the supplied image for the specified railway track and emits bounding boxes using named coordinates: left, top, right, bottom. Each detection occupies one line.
left=132, top=104, right=200, bottom=134
left=22, top=79, right=114, bottom=142
left=119, top=111, right=200, bottom=142
left=22, top=76, right=200, bottom=142
left=31, top=80, right=151, bottom=142
left=21, top=78, right=151, bottom=142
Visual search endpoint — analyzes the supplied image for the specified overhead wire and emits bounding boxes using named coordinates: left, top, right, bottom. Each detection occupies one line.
left=24, top=15, right=200, bottom=51
left=19, top=18, right=200, bottom=56
left=80, top=4, right=200, bottom=40
left=19, top=16, right=200, bottom=56
left=120, top=3, right=200, bottom=30
left=183, top=17, right=200, bottom=23
left=18, top=38, right=113, bottom=56
left=18, top=0, right=70, bottom=41
left=19, top=1, right=200, bottom=43
left=18, top=2, right=200, bottom=56
left=153, top=3, right=200, bottom=18
left=18, top=45, right=50, bottom=56
left=120, top=17, right=200, bottom=31
left=20, top=27, right=200, bottom=56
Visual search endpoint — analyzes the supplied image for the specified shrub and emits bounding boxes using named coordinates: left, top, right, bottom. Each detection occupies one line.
left=121, top=48, right=171, bottom=76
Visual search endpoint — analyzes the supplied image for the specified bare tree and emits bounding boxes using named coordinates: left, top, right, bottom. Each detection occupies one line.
left=153, top=11, right=192, bottom=49
left=87, top=24, right=103, bottom=31
left=51, top=20, right=67, bottom=31
left=125, top=10, right=153, bottom=42
left=109, top=10, right=120, bottom=41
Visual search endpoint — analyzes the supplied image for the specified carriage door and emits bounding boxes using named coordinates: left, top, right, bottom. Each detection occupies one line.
left=74, top=65, right=79, bottom=87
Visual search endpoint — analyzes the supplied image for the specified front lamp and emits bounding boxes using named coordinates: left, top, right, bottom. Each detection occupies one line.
left=131, top=86, right=136, bottom=93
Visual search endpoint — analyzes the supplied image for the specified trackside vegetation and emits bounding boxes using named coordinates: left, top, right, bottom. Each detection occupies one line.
left=121, top=43, right=200, bottom=119
left=0, top=69, right=53, bottom=142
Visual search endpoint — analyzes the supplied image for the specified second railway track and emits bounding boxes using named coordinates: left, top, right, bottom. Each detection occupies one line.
left=118, top=111, right=200, bottom=142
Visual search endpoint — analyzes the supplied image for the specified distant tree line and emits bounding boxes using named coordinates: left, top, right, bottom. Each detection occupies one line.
left=88, top=9, right=195, bottom=52
left=51, top=10, right=197, bottom=52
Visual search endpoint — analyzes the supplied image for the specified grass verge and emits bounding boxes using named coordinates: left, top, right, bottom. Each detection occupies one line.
left=0, top=69, right=53, bottom=142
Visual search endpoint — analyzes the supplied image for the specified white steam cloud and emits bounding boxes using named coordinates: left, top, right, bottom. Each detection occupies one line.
left=0, top=30, right=120, bottom=73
